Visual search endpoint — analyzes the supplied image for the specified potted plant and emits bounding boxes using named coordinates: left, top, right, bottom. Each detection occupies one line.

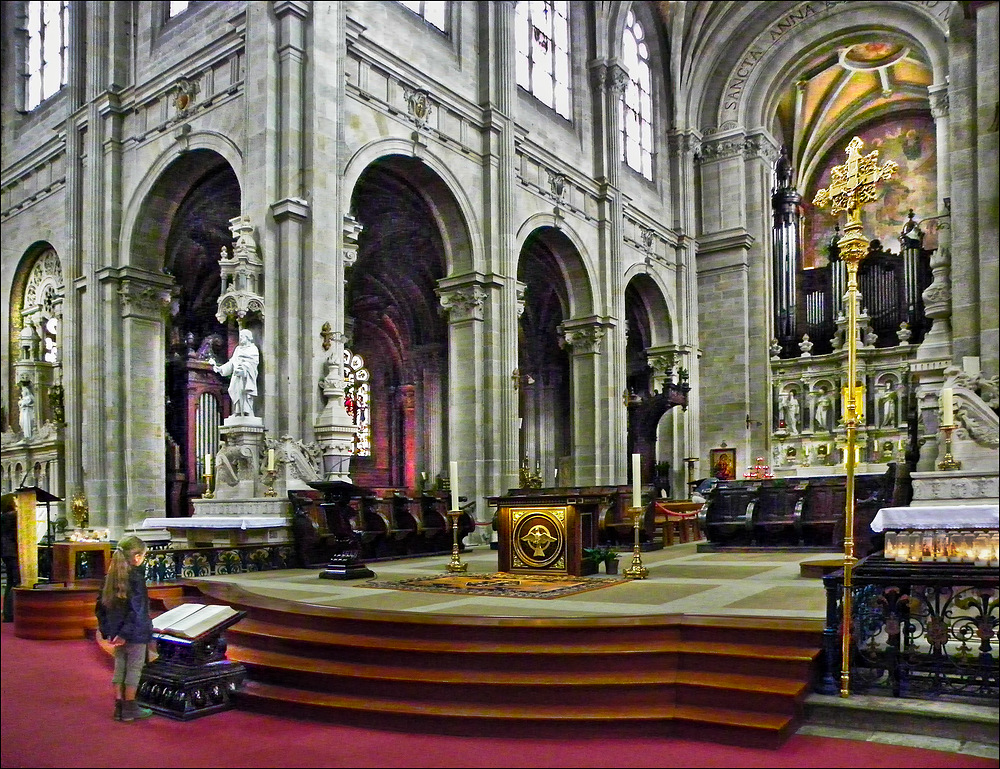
left=583, top=546, right=620, bottom=574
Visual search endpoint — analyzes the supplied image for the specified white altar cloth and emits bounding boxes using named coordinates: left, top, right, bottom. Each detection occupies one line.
left=142, top=516, right=288, bottom=530
left=870, top=505, right=999, bottom=532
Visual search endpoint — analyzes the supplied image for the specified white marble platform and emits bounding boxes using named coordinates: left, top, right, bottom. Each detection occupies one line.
left=871, top=504, right=999, bottom=532
left=141, top=513, right=291, bottom=547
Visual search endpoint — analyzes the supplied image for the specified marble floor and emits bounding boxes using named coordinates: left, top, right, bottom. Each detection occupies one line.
left=191, top=540, right=834, bottom=619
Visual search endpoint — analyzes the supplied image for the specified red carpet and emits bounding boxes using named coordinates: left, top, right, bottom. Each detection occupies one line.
left=1, top=623, right=995, bottom=769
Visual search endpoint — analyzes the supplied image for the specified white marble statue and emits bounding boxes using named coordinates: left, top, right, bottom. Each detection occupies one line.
left=780, top=391, right=800, bottom=435
left=878, top=382, right=898, bottom=428
left=18, top=382, right=35, bottom=438
left=814, top=389, right=832, bottom=432
left=211, top=329, right=260, bottom=418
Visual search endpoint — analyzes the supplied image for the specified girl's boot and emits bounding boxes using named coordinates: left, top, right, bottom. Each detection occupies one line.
left=121, top=700, right=153, bottom=721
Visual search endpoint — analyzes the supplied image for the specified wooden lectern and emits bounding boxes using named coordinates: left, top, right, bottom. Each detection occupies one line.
left=138, top=605, right=248, bottom=720
left=14, top=486, right=61, bottom=586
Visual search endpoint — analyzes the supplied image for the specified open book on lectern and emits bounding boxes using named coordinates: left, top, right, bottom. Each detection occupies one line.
left=152, top=603, right=245, bottom=641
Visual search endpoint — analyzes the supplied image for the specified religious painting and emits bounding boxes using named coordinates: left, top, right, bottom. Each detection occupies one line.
left=802, top=114, right=937, bottom=270
left=709, top=447, right=737, bottom=480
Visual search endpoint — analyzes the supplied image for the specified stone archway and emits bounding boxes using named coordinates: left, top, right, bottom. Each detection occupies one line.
left=346, top=157, right=456, bottom=492
left=129, top=150, right=241, bottom=518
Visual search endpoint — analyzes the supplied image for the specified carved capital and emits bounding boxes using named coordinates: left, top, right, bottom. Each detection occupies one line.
left=558, top=320, right=608, bottom=354
left=119, top=279, right=175, bottom=320
left=438, top=285, right=487, bottom=323
left=697, top=137, right=745, bottom=162
left=928, top=85, right=949, bottom=118
left=343, top=214, right=364, bottom=268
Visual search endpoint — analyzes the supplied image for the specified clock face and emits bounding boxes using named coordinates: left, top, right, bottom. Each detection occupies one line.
left=510, top=507, right=566, bottom=569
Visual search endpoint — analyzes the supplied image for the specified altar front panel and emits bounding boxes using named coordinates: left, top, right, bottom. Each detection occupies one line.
left=496, top=503, right=597, bottom=576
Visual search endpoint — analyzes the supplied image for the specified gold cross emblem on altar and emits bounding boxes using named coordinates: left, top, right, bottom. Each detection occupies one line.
left=812, top=136, right=898, bottom=229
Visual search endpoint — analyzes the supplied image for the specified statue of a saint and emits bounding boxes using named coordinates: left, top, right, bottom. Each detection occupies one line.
left=18, top=382, right=35, bottom=439
left=211, top=329, right=260, bottom=418
left=814, top=389, right=832, bottom=432
left=878, top=382, right=898, bottom=428
left=780, top=392, right=800, bottom=435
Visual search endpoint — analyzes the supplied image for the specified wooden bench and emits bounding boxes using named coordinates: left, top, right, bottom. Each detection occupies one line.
left=749, top=480, right=808, bottom=546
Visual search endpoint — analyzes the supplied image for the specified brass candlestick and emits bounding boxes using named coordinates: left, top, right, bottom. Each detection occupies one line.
left=622, top=506, right=648, bottom=579
left=937, top=425, right=962, bottom=471
left=202, top=471, right=215, bottom=499
left=263, top=468, right=278, bottom=497
left=446, top=510, right=468, bottom=573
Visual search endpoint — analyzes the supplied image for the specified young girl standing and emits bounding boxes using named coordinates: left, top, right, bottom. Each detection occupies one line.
left=96, top=535, right=155, bottom=721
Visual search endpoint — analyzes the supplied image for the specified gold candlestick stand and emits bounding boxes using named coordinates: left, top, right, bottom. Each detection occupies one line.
left=202, top=472, right=215, bottom=499
left=263, top=468, right=278, bottom=497
left=622, top=506, right=648, bottom=579
left=446, top=510, right=468, bottom=573
left=937, top=425, right=962, bottom=471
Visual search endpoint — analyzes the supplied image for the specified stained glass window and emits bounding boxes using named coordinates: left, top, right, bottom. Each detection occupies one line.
left=344, top=349, right=371, bottom=456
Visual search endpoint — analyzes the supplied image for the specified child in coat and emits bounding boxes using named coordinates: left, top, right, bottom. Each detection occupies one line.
left=95, top=535, right=155, bottom=721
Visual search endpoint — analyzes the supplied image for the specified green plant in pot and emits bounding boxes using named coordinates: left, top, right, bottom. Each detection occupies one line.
left=583, top=546, right=620, bottom=574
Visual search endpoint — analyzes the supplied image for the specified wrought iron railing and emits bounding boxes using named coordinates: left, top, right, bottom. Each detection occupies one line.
left=143, top=542, right=296, bottom=582
left=820, top=553, right=999, bottom=701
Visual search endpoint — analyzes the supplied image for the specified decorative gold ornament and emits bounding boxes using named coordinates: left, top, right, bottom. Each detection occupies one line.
left=71, top=490, right=89, bottom=529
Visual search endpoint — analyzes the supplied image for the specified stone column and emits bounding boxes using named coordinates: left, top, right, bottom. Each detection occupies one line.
left=110, top=269, right=175, bottom=530
left=590, top=60, right=629, bottom=483
left=269, top=0, right=311, bottom=437
left=480, top=1, right=520, bottom=500
left=559, top=318, right=611, bottom=484
left=439, top=277, right=491, bottom=512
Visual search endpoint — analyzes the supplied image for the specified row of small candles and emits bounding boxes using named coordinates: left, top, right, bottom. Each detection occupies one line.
left=884, top=529, right=1000, bottom=567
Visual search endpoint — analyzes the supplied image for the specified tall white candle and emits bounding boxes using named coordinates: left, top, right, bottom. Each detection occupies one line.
left=940, top=388, right=954, bottom=427
left=450, top=461, right=459, bottom=511
left=267, top=448, right=275, bottom=471
left=631, top=453, right=641, bottom=509
left=205, top=453, right=212, bottom=475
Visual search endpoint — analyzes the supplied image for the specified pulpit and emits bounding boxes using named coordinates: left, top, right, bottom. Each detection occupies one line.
left=14, top=486, right=61, bottom=585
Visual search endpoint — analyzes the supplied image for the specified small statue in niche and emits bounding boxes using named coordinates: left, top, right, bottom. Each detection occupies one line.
left=878, top=381, right=899, bottom=428
left=779, top=391, right=800, bottom=435
left=18, top=381, right=35, bottom=439
left=814, top=389, right=832, bottom=433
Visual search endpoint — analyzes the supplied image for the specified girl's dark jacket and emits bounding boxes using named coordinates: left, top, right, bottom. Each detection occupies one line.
left=95, top=565, right=154, bottom=643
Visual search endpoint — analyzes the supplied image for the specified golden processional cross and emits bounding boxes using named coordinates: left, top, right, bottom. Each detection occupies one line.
left=813, top=136, right=897, bottom=699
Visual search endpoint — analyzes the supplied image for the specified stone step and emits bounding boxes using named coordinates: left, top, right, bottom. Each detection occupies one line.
left=801, top=692, right=1000, bottom=747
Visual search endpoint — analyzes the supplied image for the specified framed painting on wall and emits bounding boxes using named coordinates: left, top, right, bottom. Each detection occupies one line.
left=709, top=447, right=737, bottom=480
